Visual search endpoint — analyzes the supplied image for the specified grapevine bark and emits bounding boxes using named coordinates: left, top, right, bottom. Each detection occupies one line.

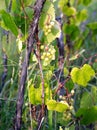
left=15, top=0, right=46, bottom=129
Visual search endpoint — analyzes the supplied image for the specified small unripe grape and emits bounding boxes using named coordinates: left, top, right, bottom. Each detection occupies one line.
left=47, top=29, right=51, bottom=33
left=46, top=52, right=51, bottom=57
left=45, top=25, right=48, bottom=29
left=59, top=95, right=63, bottom=99
left=50, top=21, right=54, bottom=26
left=43, top=52, right=46, bottom=56
left=25, top=102, right=28, bottom=106
left=48, top=48, right=52, bottom=52
left=69, top=106, right=73, bottom=110
left=69, top=112, right=71, bottom=116
left=48, top=24, right=52, bottom=29
left=41, top=55, right=44, bottom=59
left=52, top=55, right=55, bottom=60
left=45, top=32, right=48, bottom=36
left=45, top=57, right=49, bottom=61
left=71, top=90, right=75, bottom=95
left=40, top=45, right=44, bottom=50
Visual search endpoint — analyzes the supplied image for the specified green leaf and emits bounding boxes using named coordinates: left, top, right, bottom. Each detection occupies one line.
left=39, top=1, right=61, bottom=43
left=63, top=6, right=76, bottom=16
left=12, top=0, right=21, bottom=14
left=87, top=22, right=97, bottom=30
left=63, top=24, right=77, bottom=35
left=28, top=84, right=42, bottom=105
left=39, top=1, right=55, bottom=29
left=28, top=83, right=52, bottom=105
left=91, top=86, right=97, bottom=105
left=64, top=67, right=69, bottom=77
left=70, top=64, right=95, bottom=86
left=76, top=106, right=97, bottom=125
left=44, top=21, right=61, bottom=43
left=58, top=0, right=74, bottom=11
left=0, top=10, right=18, bottom=36
left=63, top=23, right=80, bottom=41
left=81, top=0, right=92, bottom=6
left=23, top=0, right=35, bottom=7
left=80, top=92, right=94, bottom=108
left=47, top=100, right=69, bottom=112
left=76, top=9, right=88, bottom=22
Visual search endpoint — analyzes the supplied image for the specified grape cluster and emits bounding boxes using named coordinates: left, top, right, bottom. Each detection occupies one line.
left=59, top=90, right=75, bottom=121
left=40, top=44, right=56, bottom=66
left=44, top=21, right=55, bottom=36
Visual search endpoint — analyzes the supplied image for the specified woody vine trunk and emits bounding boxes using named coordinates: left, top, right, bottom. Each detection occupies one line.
left=15, top=0, right=46, bottom=129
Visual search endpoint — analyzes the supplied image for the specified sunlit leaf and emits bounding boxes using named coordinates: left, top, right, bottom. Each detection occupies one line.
left=70, top=64, right=95, bottom=86
left=28, top=83, right=52, bottom=105
left=39, top=1, right=55, bottom=29
left=0, top=10, right=18, bottom=36
left=47, top=100, right=69, bottom=112
left=63, top=6, right=76, bottom=16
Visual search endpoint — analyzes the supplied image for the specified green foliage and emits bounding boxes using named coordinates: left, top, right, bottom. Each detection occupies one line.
left=81, top=0, right=92, bottom=6
left=80, top=92, right=94, bottom=108
left=63, top=6, right=76, bottom=16
left=0, top=10, right=18, bottom=36
left=76, top=9, right=88, bottom=22
left=87, top=22, right=97, bottom=30
left=70, top=64, right=95, bottom=86
left=46, top=100, right=69, bottom=112
left=76, top=106, right=97, bottom=125
left=39, top=1, right=61, bottom=43
left=1, top=0, right=97, bottom=129
left=28, top=83, right=52, bottom=105
left=39, top=1, right=55, bottom=29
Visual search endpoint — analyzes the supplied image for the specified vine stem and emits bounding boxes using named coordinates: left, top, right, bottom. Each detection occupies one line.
left=37, top=55, right=45, bottom=105
left=36, top=39, right=45, bottom=129
left=14, top=0, right=46, bottom=129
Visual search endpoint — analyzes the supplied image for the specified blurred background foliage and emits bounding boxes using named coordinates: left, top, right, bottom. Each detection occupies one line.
left=0, top=0, right=97, bottom=130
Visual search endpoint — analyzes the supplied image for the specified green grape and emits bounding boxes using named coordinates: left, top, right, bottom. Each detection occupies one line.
left=44, top=20, right=55, bottom=36
left=69, top=105, right=73, bottom=110
left=40, top=45, right=44, bottom=50
left=71, top=90, right=75, bottom=95
left=41, top=45, right=56, bottom=66
left=48, top=24, right=52, bottom=29
left=45, top=25, right=49, bottom=29
left=50, top=21, right=55, bottom=26
left=45, top=57, right=49, bottom=61
left=46, top=52, right=51, bottom=56
left=47, top=29, right=51, bottom=33
left=44, top=32, right=48, bottom=36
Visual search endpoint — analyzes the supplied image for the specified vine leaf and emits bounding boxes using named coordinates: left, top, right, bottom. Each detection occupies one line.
left=70, top=64, right=95, bottom=86
left=45, top=21, right=61, bottom=43
left=28, top=84, right=52, bottom=105
left=46, top=100, right=69, bottom=112
left=76, top=9, right=88, bottom=23
left=39, top=1, right=55, bottom=29
left=80, top=86, right=97, bottom=108
left=76, top=106, right=97, bottom=125
left=80, top=92, right=94, bottom=108
left=0, top=10, right=18, bottom=36
left=87, top=22, right=97, bottom=30
left=81, top=0, right=92, bottom=6
left=39, top=1, right=61, bottom=43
